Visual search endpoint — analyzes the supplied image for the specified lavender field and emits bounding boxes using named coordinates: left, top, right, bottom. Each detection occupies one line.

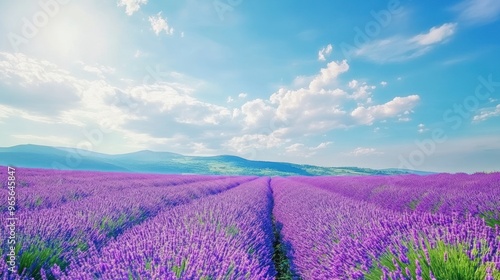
left=1, top=167, right=500, bottom=279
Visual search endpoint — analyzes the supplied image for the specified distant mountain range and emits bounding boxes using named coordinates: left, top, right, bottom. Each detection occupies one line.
left=0, top=144, right=432, bottom=176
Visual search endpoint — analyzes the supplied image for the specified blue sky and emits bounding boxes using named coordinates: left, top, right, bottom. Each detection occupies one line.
left=0, top=0, right=499, bottom=172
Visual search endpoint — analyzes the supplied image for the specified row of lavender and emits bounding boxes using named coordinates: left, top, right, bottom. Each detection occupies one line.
left=57, top=177, right=276, bottom=279
left=273, top=177, right=500, bottom=279
left=292, top=173, right=500, bottom=225
left=0, top=167, right=231, bottom=212
left=0, top=167, right=256, bottom=279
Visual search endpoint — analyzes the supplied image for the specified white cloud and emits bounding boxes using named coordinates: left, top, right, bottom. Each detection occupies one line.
left=453, top=0, right=500, bottom=25
left=351, top=95, right=420, bottom=125
left=0, top=52, right=73, bottom=86
left=241, top=99, right=275, bottom=128
left=309, top=60, right=349, bottom=91
left=350, top=83, right=376, bottom=102
left=0, top=52, right=421, bottom=163
left=348, top=80, right=359, bottom=89
left=227, top=93, right=247, bottom=103
left=0, top=105, right=54, bottom=124
left=82, top=64, right=115, bottom=78
left=318, top=44, right=333, bottom=61
left=240, top=60, right=419, bottom=138
left=0, top=52, right=237, bottom=155
left=410, top=23, right=457, bottom=45
left=12, top=134, right=72, bottom=146
left=122, top=84, right=232, bottom=126
left=285, top=143, right=305, bottom=153
left=355, top=23, right=457, bottom=63
left=473, top=104, right=500, bottom=122
left=225, top=133, right=285, bottom=154
left=285, top=142, right=332, bottom=157
left=149, top=12, right=174, bottom=36
left=397, top=110, right=413, bottom=122
left=292, top=75, right=313, bottom=88
left=348, top=147, right=383, bottom=156
left=189, top=142, right=216, bottom=156
left=0, top=52, right=84, bottom=115
left=418, top=123, right=428, bottom=133
left=269, top=87, right=348, bottom=132
left=117, top=0, right=148, bottom=16
left=0, top=105, right=12, bottom=120
left=380, top=81, right=388, bottom=86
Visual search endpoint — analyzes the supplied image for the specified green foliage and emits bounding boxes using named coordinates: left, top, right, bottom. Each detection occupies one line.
left=223, top=263, right=235, bottom=280
left=431, top=199, right=444, bottom=214
left=25, top=196, right=44, bottom=208
left=271, top=216, right=297, bottom=280
left=76, top=241, right=89, bottom=252
left=365, top=240, right=500, bottom=280
left=225, top=225, right=239, bottom=237
left=247, top=245, right=255, bottom=255
left=16, top=240, right=68, bottom=280
left=480, top=211, right=500, bottom=227
left=98, top=212, right=137, bottom=237
left=408, top=199, right=419, bottom=211
left=172, top=258, right=188, bottom=279
left=34, top=196, right=44, bottom=207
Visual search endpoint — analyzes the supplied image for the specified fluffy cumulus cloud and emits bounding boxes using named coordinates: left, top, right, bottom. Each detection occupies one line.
left=308, top=60, right=349, bottom=91
left=118, top=0, right=148, bottom=16
left=318, top=44, right=333, bottom=61
left=239, top=60, right=419, bottom=139
left=119, top=85, right=231, bottom=126
left=233, top=59, right=420, bottom=156
left=149, top=12, right=174, bottom=36
left=351, top=95, right=420, bottom=125
left=241, top=99, right=275, bottom=128
left=224, top=133, right=285, bottom=155
left=268, top=87, right=348, bottom=135
left=0, top=52, right=233, bottom=153
left=355, top=23, right=457, bottom=62
left=0, top=52, right=420, bottom=158
left=349, top=81, right=376, bottom=103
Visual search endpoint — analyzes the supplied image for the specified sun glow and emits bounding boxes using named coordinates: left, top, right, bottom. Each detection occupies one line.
left=35, top=4, right=115, bottom=62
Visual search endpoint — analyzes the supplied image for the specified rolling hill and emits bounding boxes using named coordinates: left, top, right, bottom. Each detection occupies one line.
left=0, top=144, right=430, bottom=176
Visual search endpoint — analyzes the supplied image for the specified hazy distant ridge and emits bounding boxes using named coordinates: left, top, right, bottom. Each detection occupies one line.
left=0, top=144, right=430, bottom=176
